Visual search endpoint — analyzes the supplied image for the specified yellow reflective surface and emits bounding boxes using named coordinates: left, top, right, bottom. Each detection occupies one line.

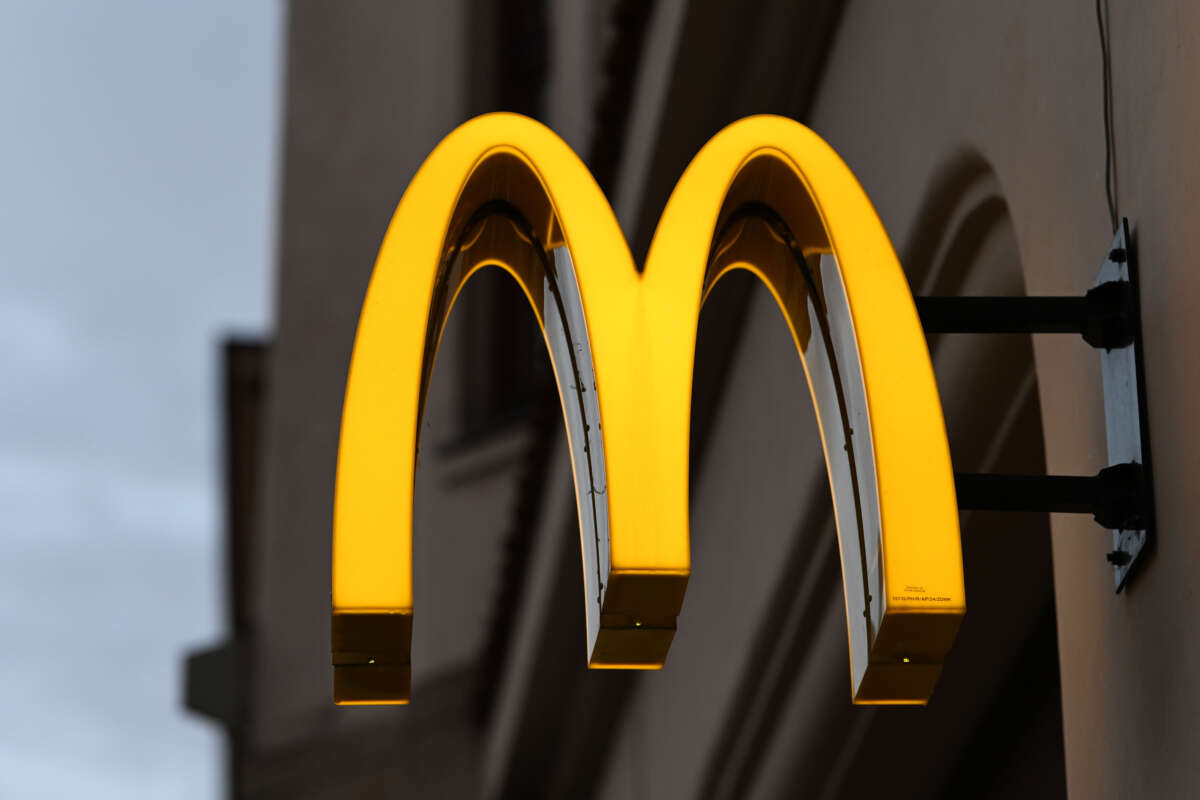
left=333, top=113, right=963, bottom=705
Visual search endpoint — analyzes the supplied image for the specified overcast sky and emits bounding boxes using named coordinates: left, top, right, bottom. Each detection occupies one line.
left=0, top=2, right=280, bottom=796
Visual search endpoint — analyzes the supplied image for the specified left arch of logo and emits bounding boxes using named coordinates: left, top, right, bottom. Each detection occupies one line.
left=332, top=113, right=965, bottom=706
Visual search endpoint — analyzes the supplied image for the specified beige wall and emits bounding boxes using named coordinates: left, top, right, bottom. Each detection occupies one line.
left=806, top=1, right=1200, bottom=796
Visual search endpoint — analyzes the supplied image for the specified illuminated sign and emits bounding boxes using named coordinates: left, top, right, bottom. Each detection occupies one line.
left=331, top=113, right=965, bottom=706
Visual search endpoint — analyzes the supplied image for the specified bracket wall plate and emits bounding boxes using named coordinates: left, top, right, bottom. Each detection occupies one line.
left=1096, top=219, right=1155, bottom=591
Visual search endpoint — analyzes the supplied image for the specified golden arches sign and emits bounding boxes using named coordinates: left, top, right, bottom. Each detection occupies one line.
left=332, top=113, right=965, bottom=707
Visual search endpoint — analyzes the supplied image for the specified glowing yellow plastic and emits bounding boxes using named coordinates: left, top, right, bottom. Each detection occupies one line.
left=332, top=113, right=964, bottom=705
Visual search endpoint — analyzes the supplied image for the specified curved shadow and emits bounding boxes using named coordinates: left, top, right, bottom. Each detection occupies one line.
left=701, top=154, right=1055, bottom=800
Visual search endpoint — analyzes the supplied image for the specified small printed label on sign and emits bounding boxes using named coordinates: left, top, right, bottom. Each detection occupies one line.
left=893, top=585, right=953, bottom=603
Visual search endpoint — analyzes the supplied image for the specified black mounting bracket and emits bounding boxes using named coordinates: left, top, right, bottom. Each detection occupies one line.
left=916, top=220, right=1155, bottom=592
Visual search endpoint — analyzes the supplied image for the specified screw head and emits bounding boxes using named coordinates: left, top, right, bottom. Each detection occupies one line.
left=1106, top=550, right=1132, bottom=567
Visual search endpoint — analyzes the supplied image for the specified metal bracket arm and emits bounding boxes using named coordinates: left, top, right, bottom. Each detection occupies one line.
left=954, top=463, right=1147, bottom=532
left=916, top=278, right=1134, bottom=349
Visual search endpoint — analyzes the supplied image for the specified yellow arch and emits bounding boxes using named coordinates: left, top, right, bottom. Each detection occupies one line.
left=332, top=113, right=964, bottom=706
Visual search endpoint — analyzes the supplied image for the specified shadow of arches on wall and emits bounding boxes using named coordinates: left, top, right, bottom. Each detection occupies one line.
left=691, top=152, right=1067, bottom=800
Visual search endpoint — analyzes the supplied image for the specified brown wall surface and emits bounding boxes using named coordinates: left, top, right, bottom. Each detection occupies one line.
left=221, top=1, right=1198, bottom=796
left=803, top=2, right=1199, bottom=796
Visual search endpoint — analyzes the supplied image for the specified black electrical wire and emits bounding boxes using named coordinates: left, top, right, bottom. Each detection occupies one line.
left=1096, top=0, right=1119, bottom=232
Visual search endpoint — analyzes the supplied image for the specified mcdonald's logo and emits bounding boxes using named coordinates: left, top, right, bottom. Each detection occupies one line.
left=331, top=113, right=965, bottom=707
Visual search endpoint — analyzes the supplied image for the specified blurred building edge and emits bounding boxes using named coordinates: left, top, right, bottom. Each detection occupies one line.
left=184, top=340, right=266, bottom=776
left=169, top=0, right=1155, bottom=798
